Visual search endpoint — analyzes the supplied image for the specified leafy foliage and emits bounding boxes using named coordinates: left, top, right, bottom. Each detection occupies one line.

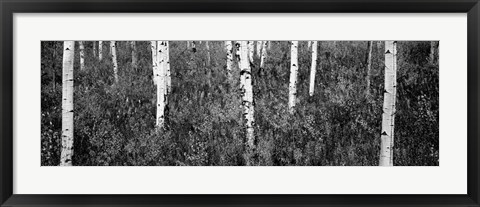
left=41, top=41, right=439, bottom=166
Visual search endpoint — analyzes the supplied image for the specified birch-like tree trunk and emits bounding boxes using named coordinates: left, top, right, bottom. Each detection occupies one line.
left=131, top=41, right=137, bottom=69
left=79, top=41, right=85, bottom=71
left=256, top=41, right=262, bottom=58
left=225, top=41, right=234, bottom=77
left=379, top=41, right=397, bottom=166
left=164, top=41, right=171, bottom=94
left=187, top=41, right=190, bottom=48
left=268, top=41, right=271, bottom=50
left=60, top=41, right=75, bottom=166
left=110, top=41, right=118, bottom=83
left=151, top=41, right=159, bottom=85
left=288, top=41, right=299, bottom=113
left=93, top=41, right=97, bottom=57
left=248, top=41, right=254, bottom=63
left=99, top=41, right=103, bottom=60
left=366, top=41, right=373, bottom=96
left=308, top=41, right=312, bottom=48
left=240, top=41, right=255, bottom=149
left=235, top=41, right=241, bottom=68
left=309, top=41, right=318, bottom=96
left=206, top=41, right=211, bottom=66
left=430, top=41, right=436, bottom=64
left=153, top=41, right=167, bottom=127
left=260, top=41, right=268, bottom=69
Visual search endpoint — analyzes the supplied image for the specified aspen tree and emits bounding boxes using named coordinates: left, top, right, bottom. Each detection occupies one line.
left=187, top=41, right=190, bottom=48
left=111, top=41, right=118, bottom=83
left=60, top=41, right=75, bottom=166
left=99, top=41, right=103, bottom=60
left=366, top=41, right=373, bottom=96
left=308, top=41, right=312, bottom=48
left=164, top=41, right=171, bottom=94
left=309, top=41, right=318, bottom=96
left=235, top=41, right=241, bottom=68
left=288, top=41, right=299, bottom=113
left=151, top=41, right=159, bottom=85
left=206, top=41, right=211, bottom=66
left=225, top=41, right=234, bottom=77
left=131, top=41, right=137, bottom=69
left=256, top=41, right=262, bottom=58
left=93, top=41, right=97, bottom=57
left=430, top=41, right=437, bottom=64
left=248, top=41, right=254, bottom=63
left=154, top=41, right=167, bottom=127
left=240, top=41, right=255, bottom=148
left=79, top=41, right=85, bottom=71
left=379, top=41, right=397, bottom=166
left=260, top=41, right=268, bottom=69
left=268, top=41, right=271, bottom=50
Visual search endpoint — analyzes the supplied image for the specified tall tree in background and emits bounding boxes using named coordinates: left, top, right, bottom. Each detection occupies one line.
left=309, top=41, right=318, bottom=96
left=248, top=41, right=254, bottom=63
left=288, top=41, right=299, bottom=114
left=259, top=41, right=268, bottom=70
left=235, top=41, right=241, bottom=68
left=79, top=41, right=85, bottom=71
left=366, top=41, right=373, bottom=96
left=93, top=41, right=96, bottom=57
left=151, top=41, right=159, bottom=85
left=60, top=41, right=75, bottom=166
left=111, top=41, right=119, bottom=83
left=256, top=41, right=262, bottom=58
left=308, top=41, right=312, bottom=48
left=379, top=41, right=397, bottom=166
left=151, top=41, right=169, bottom=128
left=131, top=41, right=137, bottom=69
left=225, top=41, right=234, bottom=78
left=240, top=41, right=255, bottom=153
left=206, top=41, right=211, bottom=66
left=99, top=41, right=103, bottom=60
left=165, top=41, right=171, bottom=94
left=430, top=41, right=437, bottom=64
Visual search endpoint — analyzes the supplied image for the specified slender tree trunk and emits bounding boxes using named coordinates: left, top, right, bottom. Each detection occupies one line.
left=309, top=41, right=318, bottom=96
left=93, top=41, right=96, bottom=57
left=206, top=41, right=211, bottom=66
left=60, top=41, right=75, bottom=166
left=268, top=41, right=271, bottom=50
left=110, top=41, right=118, bottom=83
left=187, top=41, right=190, bottom=49
left=165, top=41, right=171, bottom=94
left=366, top=41, right=373, bottom=96
left=288, top=41, right=299, bottom=114
left=256, top=41, right=262, bottom=58
left=225, top=41, right=234, bottom=78
left=157, top=41, right=168, bottom=127
left=79, top=41, right=85, bottom=71
left=379, top=41, right=397, bottom=166
left=131, top=41, right=137, bottom=69
left=192, top=41, right=196, bottom=53
left=308, top=41, right=312, bottom=48
left=240, top=41, right=255, bottom=152
left=235, top=41, right=241, bottom=68
left=248, top=41, right=254, bottom=63
left=430, top=41, right=436, bottom=64
left=52, top=42, right=57, bottom=90
left=151, top=41, right=159, bottom=85
left=260, top=41, right=268, bottom=69
left=99, top=41, right=103, bottom=60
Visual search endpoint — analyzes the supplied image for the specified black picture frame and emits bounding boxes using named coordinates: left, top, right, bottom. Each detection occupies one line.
left=1, top=0, right=479, bottom=206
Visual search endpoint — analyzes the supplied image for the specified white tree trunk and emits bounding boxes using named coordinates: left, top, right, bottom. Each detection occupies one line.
left=99, top=41, right=103, bottom=60
left=206, top=41, right=211, bottom=66
left=93, top=41, right=97, bottom=57
left=131, top=41, right=137, bottom=69
left=235, top=41, right=241, bottom=68
left=151, top=41, right=159, bottom=85
left=110, top=41, right=118, bottom=83
left=240, top=41, right=255, bottom=148
left=309, top=41, right=318, bottom=96
left=268, top=41, right=271, bottom=50
left=308, top=41, right=312, bottom=48
left=165, top=41, right=171, bottom=94
left=260, top=41, right=268, bottom=69
left=379, top=41, right=397, bottom=166
left=366, top=41, right=373, bottom=96
left=187, top=41, right=190, bottom=48
left=79, top=41, right=85, bottom=71
left=225, top=41, right=234, bottom=77
left=60, top=41, right=75, bottom=166
left=155, top=41, right=167, bottom=127
left=288, top=41, right=299, bottom=114
left=248, top=41, right=254, bottom=63
left=256, top=41, right=262, bottom=58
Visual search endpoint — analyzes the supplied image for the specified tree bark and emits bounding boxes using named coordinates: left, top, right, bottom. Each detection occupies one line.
left=260, top=41, right=268, bottom=69
left=110, top=41, right=118, bottom=83
left=240, top=41, right=255, bottom=149
left=60, top=41, right=75, bottom=166
left=288, top=41, right=299, bottom=114
left=151, top=41, right=159, bottom=85
left=309, top=41, right=318, bottom=96
left=430, top=41, right=436, bottom=64
left=235, top=41, right=241, bottom=68
left=93, top=41, right=96, bottom=57
left=248, top=41, right=254, bottom=63
left=256, top=41, right=262, bottom=58
left=225, top=41, right=234, bottom=78
left=206, top=41, right=211, bottom=66
left=379, top=41, right=397, bottom=166
left=165, top=41, right=171, bottom=94
left=154, top=41, right=167, bottom=128
left=79, top=41, right=85, bottom=71
left=366, top=41, right=373, bottom=96
left=308, top=41, right=312, bottom=48
left=99, top=41, right=103, bottom=60
left=131, top=41, right=137, bottom=69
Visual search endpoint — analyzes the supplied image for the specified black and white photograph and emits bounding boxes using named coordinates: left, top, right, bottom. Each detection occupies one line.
left=41, top=40, right=439, bottom=166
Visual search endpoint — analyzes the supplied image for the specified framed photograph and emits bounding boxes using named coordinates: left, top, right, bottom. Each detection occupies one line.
left=1, top=0, right=479, bottom=206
